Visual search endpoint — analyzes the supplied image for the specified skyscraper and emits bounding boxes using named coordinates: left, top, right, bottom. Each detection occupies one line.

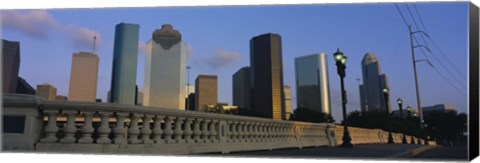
left=36, top=83, right=57, bottom=100
left=284, top=85, right=292, bottom=120
left=294, top=53, right=332, bottom=114
left=144, top=24, right=187, bottom=109
left=195, top=75, right=218, bottom=112
left=359, top=52, right=391, bottom=113
left=2, top=39, right=20, bottom=93
left=68, top=52, right=99, bottom=102
left=109, top=23, right=140, bottom=105
left=232, top=66, right=252, bottom=110
left=250, top=33, right=285, bottom=120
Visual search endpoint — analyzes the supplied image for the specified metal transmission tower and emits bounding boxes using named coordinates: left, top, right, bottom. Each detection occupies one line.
left=408, top=25, right=430, bottom=145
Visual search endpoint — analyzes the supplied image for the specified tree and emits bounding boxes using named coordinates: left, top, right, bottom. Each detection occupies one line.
left=290, top=107, right=335, bottom=123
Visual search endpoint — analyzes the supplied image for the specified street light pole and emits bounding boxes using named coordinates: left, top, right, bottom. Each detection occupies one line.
left=406, top=106, right=415, bottom=144
left=382, top=88, right=394, bottom=144
left=397, top=98, right=407, bottom=144
left=334, top=48, right=353, bottom=148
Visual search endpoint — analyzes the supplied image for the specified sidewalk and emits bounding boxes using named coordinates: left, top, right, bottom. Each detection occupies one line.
left=202, top=144, right=437, bottom=160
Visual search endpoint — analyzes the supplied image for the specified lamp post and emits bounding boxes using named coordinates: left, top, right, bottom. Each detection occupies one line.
left=406, top=106, right=415, bottom=144
left=333, top=48, right=353, bottom=148
left=397, top=98, right=407, bottom=144
left=382, top=88, right=394, bottom=144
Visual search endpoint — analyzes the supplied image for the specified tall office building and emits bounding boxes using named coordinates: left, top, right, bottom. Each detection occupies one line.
left=250, top=33, right=285, bottom=120
left=144, top=24, right=187, bottom=109
left=16, top=77, right=35, bottom=95
left=284, top=85, right=292, bottom=120
left=2, top=39, right=20, bottom=93
left=232, top=66, right=252, bottom=110
left=359, top=52, right=391, bottom=113
left=36, top=83, right=57, bottom=100
left=109, top=23, right=140, bottom=105
left=294, top=53, right=332, bottom=114
left=136, top=89, right=144, bottom=106
left=195, top=75, right=218, bottom=112
left=68, top=52, right=99, bottom=102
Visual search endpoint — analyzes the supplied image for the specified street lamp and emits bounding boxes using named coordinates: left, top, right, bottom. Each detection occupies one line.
left=333, top=48, right=352, bottom=148
left=406, top=106, right=415, bottom=144
left=382, top=87, right=394, bottom=144
left=397, top=98, right=407, bottom=144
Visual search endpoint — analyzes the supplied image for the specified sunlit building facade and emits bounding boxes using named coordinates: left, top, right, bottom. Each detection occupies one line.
left=36, top=83, right=57, bottom=100
left=195, top=75, right=218, bottom=112
left=68, top=52, right=99, bottom=102
left=294, top=53, right=332, bottom=114
left=144, top=24, right=187, bottom=109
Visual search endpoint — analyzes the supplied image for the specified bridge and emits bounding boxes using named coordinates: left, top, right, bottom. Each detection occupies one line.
left=2, top=94, right=429, bottom=155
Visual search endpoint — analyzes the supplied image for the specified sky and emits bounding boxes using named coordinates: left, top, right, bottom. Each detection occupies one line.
left=1, top=2, right=469, bottom=122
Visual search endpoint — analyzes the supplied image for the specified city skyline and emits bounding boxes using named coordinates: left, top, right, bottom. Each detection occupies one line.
left=0, top=2, right=468, bottom=121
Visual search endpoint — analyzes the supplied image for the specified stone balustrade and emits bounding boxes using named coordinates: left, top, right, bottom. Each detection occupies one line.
left=334, top=125, right=425, bottom=145
left=2, top=94, right=336, bottom=154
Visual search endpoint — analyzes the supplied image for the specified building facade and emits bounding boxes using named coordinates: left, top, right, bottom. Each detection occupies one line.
left=195, top=75, right=218, bottom=112
left=359, top=52, right=391, bottom=113
left=109, top=23, right=140, bottom=105
left=2, top=39, right=20, bottom=93
left=284, top=85, right=292, bottom=120
left=36, top=83, right=57, bottom=100
left=294, top=53, right=332, bottom=114
left=144, top=24, right=187, bottom=109
left=250, top=33, right=285, bottom=120
left=232, top=66, right=252, bottom=110
left=68, top=52, right=99, bottom=102
left=16, top=77, right=35, bottom=95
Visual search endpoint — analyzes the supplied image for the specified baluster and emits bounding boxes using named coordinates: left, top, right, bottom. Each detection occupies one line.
left=163, top=116, right=175, bottom=143
left=97, top=112, right=112, bottom=144
left=128, top=113, right=141, bottom=144
left=113, top=113, right=127, bottom=144
left=258, top=123, right=264, bottom=142
left=273, top=124, right=278, bottom=142
left=174, top=116, right=185, bottom=143
left=246, top=122, right=252, bottom=142
left=209, top=120, right=218, bottom=143
left=192, top=118, right=202, bottom=143
left=251, top=122, right=257, bottom=142
left=152, top=115, right=164, bottom=144
left=141, top=114, right=153, bottom=144
left=201, top=119, right=210, bottom=143
left=239, top=121, right=247, bottom=143
left=60, top=110, right=77, bottom=143
left=184, top=117, right=194, bottom=143
left=230, top=121, right=237, bottom=143
left=41, top=110, right=59, bottom=143
left=78, top=111, right=95, bottom=143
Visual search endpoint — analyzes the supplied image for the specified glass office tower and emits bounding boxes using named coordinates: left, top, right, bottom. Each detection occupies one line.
left=110, top=23, right=140, bottom=105
left=359, top=52, right=391, bottom=113
left=144, top=24, right=187, bottom=110
left=250, top=33, right=285, bottom=120
left=294, top=53, right=332, bottom=114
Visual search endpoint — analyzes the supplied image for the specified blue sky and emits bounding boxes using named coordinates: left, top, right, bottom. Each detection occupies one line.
left=1, top=2, right=469, bottom=121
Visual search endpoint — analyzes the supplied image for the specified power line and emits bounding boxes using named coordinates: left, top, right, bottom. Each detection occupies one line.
left=418, top=49, right=466, bottom=98
left=394, top=3, right=409, bottom=28
left=410, top=4, right=467, bottom=80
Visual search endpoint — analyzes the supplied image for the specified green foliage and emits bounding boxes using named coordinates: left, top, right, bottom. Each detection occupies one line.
left=346, top=110, right=423, bottom=137
left=424, top=111, right=467, bottom=144
left=290, top=107, right=335, bottom=123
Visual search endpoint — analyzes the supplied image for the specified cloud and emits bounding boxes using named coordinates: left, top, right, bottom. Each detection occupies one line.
left=1, top=10, right=102, bottom=50
left=1, top=10, right=58, bottom=39
left=205, top=48, right=241, bottom=69
left=63, top=24, right=101, bottom=50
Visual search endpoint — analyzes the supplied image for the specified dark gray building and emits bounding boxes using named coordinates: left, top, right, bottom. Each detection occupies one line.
left=250, top=33, right=286, bottom=120
left=2, top=39, right=20, bottom=93
left=16, top=77, right=35, bottom=95
left=359, top=52, right=391, bottom=113
left=232, top=66, right=252, bottom=110
left=110, top=23, right=140, bottom=105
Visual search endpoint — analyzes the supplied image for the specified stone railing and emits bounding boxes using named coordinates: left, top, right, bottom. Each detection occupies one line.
left=2, top=94, right=336, bottom=154
left=334, top=125, right=426, bottom=145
